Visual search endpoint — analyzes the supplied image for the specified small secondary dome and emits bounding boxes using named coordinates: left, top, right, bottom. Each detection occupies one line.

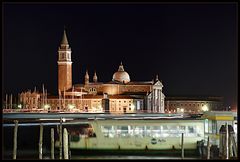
left=112, top=62, right=130, bottom=83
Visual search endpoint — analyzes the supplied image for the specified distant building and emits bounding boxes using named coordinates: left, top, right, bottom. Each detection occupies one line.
left=19, top=90, right=41, bottom=109
left=19, top=29, right=165, bottom=113
left=165, top=96, right=224, bottom=113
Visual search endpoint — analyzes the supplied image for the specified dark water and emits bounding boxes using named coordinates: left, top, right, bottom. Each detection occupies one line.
left=3, top=126, right=200, bottom=160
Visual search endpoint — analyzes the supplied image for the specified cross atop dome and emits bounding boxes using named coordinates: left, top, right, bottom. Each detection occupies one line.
left=118, top=61, right=125, bottom=72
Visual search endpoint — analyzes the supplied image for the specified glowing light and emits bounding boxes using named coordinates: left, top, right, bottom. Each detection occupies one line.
left=180, top=108, right=184, bottom=112
left=44, top=104, right=50, bottom=110
left=202, top=105, right=209, bottom=112
left=17, top=104, right=22, bottom=109
left=131, top=104, right=135, bottom=110
left=67, top=104, right=75, bottom=110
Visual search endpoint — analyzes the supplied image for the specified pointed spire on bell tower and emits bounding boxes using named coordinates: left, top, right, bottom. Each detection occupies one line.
left=93, top=70, right=98, bottom=83
left=58, top=27, right=72, bottom=92
left=61, top=26, right=69, bottom=45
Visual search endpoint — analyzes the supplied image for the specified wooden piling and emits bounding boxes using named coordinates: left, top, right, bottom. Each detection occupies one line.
left=59, top=117, right=63, bottom=159
left=63, top=128, right=69, bottom=159
left=231, top=133, right=238, bottom=158
left=39, top=124, right=43, bottom=159
left=6, top=94, right=8, bottom=109
left=13, top=120, right=18, bottom=159
left=10, top=94, right=13, bottom=109
left=181, top=133, right=184, bottom=159
left=68, top=134, right=71, bottom=159
left=207, top=136, right=211, bottom=159
left=51, top=128, right=55, bottom=159
left=226, top=123, right=229, bottom=159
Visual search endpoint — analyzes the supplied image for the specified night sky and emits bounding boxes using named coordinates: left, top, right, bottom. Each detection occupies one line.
left=3, top=3, right=237, bottom=108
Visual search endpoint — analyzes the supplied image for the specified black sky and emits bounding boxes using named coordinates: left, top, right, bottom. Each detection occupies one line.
left=2, top=3, right=238, bottom=108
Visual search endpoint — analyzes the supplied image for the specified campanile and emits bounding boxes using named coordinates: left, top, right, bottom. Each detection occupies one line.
left=58, top=29, right=72, bottom=92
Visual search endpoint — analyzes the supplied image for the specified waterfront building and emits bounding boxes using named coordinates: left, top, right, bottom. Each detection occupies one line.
left=19, top=29, right=165, bottom=113
left=19, top=90, right=41, bottom=109
left=164, top=96, right=224, bottom=114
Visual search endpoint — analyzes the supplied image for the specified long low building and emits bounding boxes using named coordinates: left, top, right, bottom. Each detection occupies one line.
left=164, top=96, right=224, bottom=113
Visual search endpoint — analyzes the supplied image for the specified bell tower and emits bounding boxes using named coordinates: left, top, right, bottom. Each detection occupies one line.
left=58, top=29, right=72, bottom=92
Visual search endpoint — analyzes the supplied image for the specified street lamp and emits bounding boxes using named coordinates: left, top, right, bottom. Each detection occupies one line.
left=202, top=105, right=209, bottom=112
left=67, top=104, right=75, bottom=111
left=17, top=104, right=22, bottom=109
left=44, top=104, right=50, bottom=110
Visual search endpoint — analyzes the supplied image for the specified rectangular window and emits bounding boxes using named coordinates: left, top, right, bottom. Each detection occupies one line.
left=101, top=126, right=115, bottom=138
left=117, top=126, right=129, bottom=137
left=134, top=126, right=145, bottom=138
left=204, top=119, right=208, bottom=133
left=179, top=126, right=185, bottom=134
left=137, top=101, right=141, bottom=110
left=152, top=126, right=161, bottom=138
left=186, top=126, right=196, bottom=137
left=161, top=125, right=169, bottom=137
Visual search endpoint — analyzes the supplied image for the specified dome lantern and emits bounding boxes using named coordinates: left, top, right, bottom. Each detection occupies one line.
left=112, top=62, right=130, bottom=83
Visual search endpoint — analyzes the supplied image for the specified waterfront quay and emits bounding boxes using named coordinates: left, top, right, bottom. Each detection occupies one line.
left=3, top=112, right=203, bottom=159
left=3, top=112, right=237, bottom=160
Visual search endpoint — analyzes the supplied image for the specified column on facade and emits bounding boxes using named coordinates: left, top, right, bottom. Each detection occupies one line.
left=152, top=90, right=154, bottom=112
left=154, top=89, right=156, bottom=112
left=159, top=89, right=164, bottom=113
left=155, top=89, right=158, bottom=112
left=157, top=89, right=160, bottom=112
left=147, top=96, right=150, bottom=113
left=151, top=92, right=153, bottom=113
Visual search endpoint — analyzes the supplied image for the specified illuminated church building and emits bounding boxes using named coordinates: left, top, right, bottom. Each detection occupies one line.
left=20, top=30, right=165, bottom=113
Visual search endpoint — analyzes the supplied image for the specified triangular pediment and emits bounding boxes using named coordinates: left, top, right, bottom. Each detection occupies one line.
left=154, top=81, right=162, bottom=86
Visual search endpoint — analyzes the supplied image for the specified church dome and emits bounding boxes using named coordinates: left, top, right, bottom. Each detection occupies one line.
left=112, top=62, right=130, bottom=83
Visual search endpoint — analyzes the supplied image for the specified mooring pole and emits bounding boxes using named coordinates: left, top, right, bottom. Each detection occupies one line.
left=181, top=133, right=184, bottom=159
left=63, top=128, right=69, bottom=159
left=207, top=136, right=211, bottom=159
left=68, top=134, right=71, bottom=159
left=226, top=123, right=229, bottom=159
left=13, top=120, right=18, bottom=159
left=51, top=128, right=55, bottom=159
left=59, top=117, right=63, bottom=159
left=39, top=124, right=43, bottom=159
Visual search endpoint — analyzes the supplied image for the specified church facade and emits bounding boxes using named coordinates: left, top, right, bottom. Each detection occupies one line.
left=20, top=30, right=165, bottom=113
